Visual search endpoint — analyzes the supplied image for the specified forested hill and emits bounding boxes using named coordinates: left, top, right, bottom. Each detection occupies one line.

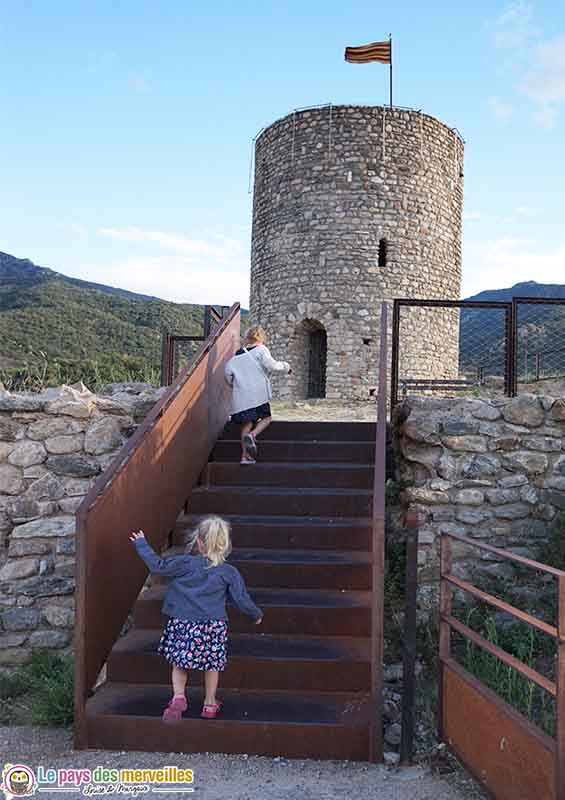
left=0, top=251, right=207, bottom=384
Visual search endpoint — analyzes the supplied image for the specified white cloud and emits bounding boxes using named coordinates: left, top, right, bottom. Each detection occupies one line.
left=522, top=35, right=565, bottom=104
left=97, top=226, right=245, bottom=265
left=492, top=2, right=539, bottom=51
left=463, top=235, right=565, bottom=296
left=488, top=96, right=514, bottom=122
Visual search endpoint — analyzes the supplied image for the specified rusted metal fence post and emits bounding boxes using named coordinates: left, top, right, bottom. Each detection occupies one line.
left=438, top=534, right=453, bottom=742
left=369, top=301, right=388, bottom=763
left=557, top=575, right=565, bottom=800
left=399, top=510, right=420, bottom=765
left=160, top=332, right=170, bottom=386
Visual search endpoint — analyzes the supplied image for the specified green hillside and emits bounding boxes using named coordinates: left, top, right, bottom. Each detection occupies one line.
left=0, top=251, right=216, bottom=390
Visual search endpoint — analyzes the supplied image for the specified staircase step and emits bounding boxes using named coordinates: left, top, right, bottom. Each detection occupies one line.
left=85, top=682, right=371, bottom=760
left=221, top=420, right=376, bottom=442
left=134, top=586, right=372, bottom=636
left=174, top=514, right=372, bottom=551
left=107, top=630, right=371, bottom=691
left=153, top=548, right=372, bottom=590
left=203, top=462, right=374, bottom=490
left=212, top=440, right=375, bottom=463
left=188, top=486, right=373, bottom=517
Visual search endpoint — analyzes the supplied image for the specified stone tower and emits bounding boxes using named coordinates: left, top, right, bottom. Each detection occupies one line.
left=250, top=105, right=464, bottom=401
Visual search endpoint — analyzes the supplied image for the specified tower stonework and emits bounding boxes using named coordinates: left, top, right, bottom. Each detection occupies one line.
left=250, top=105, right=464, bottom=401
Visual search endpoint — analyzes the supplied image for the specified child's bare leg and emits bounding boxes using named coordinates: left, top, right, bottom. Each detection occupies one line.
left=204, top=670, right=220, bottom=705
left=252, top=416, right=272, bottom=438
left=240, top=422, right=253, bottom=460
left=172, top=665, right=188, bottom=696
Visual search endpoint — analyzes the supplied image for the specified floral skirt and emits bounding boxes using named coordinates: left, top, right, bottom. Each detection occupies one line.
left=157, top=618, right=228, bottom=671
left=231, top=402, right=271, bottom=425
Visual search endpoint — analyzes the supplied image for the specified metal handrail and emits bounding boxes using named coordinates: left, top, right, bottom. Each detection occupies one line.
left=369, top=302, right=387, bottom=762
left=74, top=303, right=241, bottom=748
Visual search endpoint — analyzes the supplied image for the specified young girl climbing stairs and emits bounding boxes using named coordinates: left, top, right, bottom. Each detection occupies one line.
left=130, top=516, right=263, bottom=723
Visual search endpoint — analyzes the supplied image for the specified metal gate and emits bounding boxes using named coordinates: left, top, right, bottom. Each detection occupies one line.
left=307, top=328, right=327, bottom=398
left=439, top=532, right=565, bottom=800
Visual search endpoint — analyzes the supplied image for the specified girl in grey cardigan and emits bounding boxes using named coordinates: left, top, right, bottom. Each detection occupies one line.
left=131, top=516, right=262, bottom=723
left=224, top=325, right=291, bottom=463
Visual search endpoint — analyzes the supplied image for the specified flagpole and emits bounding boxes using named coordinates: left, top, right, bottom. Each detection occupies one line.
left=389, top=34, right=393, bottom=109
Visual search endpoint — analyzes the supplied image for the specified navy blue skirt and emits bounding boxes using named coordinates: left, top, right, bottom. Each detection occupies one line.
left=158, top=618, right=228, bottom=671
left=231, top=403, right=271, bottom=425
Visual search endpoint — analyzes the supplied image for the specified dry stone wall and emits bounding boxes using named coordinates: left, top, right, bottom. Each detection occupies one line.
left=394, top=394, right=565, bottom=580
left=250, top=105, right=464, bottom=401
left=0, top=382, right=165, bottom=667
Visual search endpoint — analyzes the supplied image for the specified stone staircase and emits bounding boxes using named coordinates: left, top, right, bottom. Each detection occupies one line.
left=82, top=421, right=378, bottom=760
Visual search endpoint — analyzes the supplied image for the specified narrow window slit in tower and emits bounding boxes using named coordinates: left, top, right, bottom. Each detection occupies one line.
left=378, top=239, right=388, bottom=268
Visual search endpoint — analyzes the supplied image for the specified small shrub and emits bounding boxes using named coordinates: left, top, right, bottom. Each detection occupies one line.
left=0, top=651, right=74, bottom=727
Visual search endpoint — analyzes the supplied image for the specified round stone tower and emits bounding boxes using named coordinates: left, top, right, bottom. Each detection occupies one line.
left=250, top=104, right=464, bottom=401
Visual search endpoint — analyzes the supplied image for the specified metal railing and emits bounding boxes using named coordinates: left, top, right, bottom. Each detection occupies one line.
left=391, top=296, right=565, bottom=413
left=370, top=302, right=388, bottom=762
left=74, top=304, right=241, bottom=749
left=160, top=305, right=229, bottom=386
left=439, top=531, right=565, bottom=800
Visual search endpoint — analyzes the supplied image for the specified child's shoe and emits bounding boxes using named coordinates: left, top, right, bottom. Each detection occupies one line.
left=201, top=701, right=222, bottom=719
left=162, top=695, right=188, bottom=724
left=243, top=433, right=258, bottom=458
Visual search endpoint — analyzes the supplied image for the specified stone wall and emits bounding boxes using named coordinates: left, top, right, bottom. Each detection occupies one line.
left=0, top=382, right=164, bottom=668
left=250, top=105, right=464, bottom=401
left=394, top=394, right=565, bottom=580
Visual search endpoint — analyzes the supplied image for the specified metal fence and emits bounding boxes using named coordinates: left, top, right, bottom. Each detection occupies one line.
left=391, top=297, right=565, bottom=412
left=160, top=306, right=229, bottom=386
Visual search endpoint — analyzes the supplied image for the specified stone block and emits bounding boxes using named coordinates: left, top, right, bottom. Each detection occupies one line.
left=29, top=630, right=70, bottom=649
left=6, top=498, right=58, bottom=524
left=8, top=539, right=51, bottom=557
left=55, top=537, right=75, bottom=555
left=471, top=403, right=502, bottom=421
left=497, top=474, right=529, bottom=489
left=7, top=441, right=47, bottom=468
left=2, top=607, right=41, bottom=630
left=62, top=477, right=93, bottom=496
left=15, top=575, right=75, bottom=598
left=460, top=454, right=501, bottom=479
left=0, top=442, right=15, bottom=462
left=542, top=491, right=565, bottom=511
left=455, top=508, right=493, bottom=525
left=550, top=399, right=565, bottom=422
left=25, top=473, right=65, bottom=502
left=0, top=558, right=40, bottom=581
left=27, top=417, right=86, bottom=440
left=42, top=605, right=75, bottom=628
left=486, top=488, right=521, bottom=505
left=523, top=436, right=562, bottom=453
left=58, top=496, right=83, bottom=514
left=492, top=503, right=531, bottom=520
left=11, top=516, right=76, bottom=540
left=441, top=418, right=480, bottom=436
left=44, top=434, right=85, bottom=454
left=0, top=464, right=24, bottom=495
left=405, top=487, right=449, bottom=505
left=453, top=489, right=484, bottom=506
left=502, top=451, right=548, bottom=475
left=0, top=419, right=24, bottom=441
left=502, top=396, right=544, bottom=428
left=84, top=417, right=124, bottom=455
left=441, top=435, right=487, bottom=453
left=46, top=455, right=101, bottom=478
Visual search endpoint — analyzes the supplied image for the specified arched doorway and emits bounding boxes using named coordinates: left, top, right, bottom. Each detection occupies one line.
left=290, top=319, right=327, bottom=400
left=307, top=326, right=327, bottom=398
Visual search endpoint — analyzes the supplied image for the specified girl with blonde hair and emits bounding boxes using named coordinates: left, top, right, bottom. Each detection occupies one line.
left=225, top=325, right=291, bottom=464
left=131, top=515, right=262, bottom=722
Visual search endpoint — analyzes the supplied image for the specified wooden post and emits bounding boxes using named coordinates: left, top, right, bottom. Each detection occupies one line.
left=438, top=534, right=453, bottom=742
left=556, top=574, right=565, bottom=800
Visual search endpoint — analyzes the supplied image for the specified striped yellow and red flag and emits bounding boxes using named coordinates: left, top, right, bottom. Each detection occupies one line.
left=344, top=40, right=391, bottom=64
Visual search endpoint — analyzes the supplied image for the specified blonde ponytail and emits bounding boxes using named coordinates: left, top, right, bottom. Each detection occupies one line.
left=190, top=515, right=232, bottom=567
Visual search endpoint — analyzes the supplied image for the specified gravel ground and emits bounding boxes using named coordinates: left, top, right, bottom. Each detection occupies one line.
left=0, top=726, right=482, bottom=800
left=271, top=401, right=377, bottom=422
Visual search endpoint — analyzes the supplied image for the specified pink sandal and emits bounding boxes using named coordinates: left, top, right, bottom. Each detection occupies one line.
left=162, top=695, right=188, bottom=724
left=201, top=701, right=222, bottom=719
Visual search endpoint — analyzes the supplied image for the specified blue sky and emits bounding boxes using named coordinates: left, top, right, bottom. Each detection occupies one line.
left=0, top=1, right=564, bottom=306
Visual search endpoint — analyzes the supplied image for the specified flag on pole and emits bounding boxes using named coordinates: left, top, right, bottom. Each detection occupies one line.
left=344, top=40, right=391, bottom=64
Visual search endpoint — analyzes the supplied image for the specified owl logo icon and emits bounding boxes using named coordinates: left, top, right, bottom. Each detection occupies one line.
left=1, top=765, right=38, bottom=800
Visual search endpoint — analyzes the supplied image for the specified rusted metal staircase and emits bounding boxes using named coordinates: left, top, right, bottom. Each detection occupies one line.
left=74, top=304, right=387, bottom=762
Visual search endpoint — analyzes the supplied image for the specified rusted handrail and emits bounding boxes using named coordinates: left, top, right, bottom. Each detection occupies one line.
left=369, top=301, right=387, bottom=762
left=74, top=303, right=241, bottom=748
left=440, top=530, right=565, bottom=800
